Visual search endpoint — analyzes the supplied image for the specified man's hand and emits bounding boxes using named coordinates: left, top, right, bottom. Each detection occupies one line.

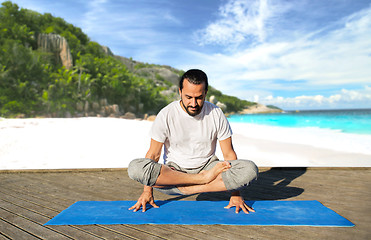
left=224, top=191, right=255, bottom=214
left=128, top=187, right=159, bottom=212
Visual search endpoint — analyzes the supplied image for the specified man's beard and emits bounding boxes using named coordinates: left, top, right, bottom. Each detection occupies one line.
left=181, top=100, right=202, bottom=116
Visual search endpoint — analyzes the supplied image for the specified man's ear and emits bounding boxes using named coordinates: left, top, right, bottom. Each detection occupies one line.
left=179, top=88, right=182, bottom=96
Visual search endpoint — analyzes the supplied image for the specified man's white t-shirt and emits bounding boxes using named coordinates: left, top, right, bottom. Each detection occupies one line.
left=150, top=100, right=232, bottom=168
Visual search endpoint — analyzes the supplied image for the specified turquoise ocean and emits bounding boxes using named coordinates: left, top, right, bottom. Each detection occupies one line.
left=228, top=108, right=371, bottom=135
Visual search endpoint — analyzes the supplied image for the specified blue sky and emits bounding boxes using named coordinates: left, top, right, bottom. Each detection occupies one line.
left=4, top=0, right=371, bottom=110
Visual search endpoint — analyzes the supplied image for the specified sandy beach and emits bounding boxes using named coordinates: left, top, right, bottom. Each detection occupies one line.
left=0, top=117, right=370, bottom=170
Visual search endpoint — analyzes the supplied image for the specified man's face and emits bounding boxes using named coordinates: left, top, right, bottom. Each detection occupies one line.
left=179, top=79, right=207, bottom=116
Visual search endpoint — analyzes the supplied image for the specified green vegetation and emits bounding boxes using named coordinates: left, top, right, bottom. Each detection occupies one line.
left=266, top=105, right=281, bottom=110
left=0, top=1, right=260, bottom=118
left=208, top=87, right=256, bottom=113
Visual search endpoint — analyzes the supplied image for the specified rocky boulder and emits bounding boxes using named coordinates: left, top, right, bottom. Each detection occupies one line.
left=156, top=68, right=179, bottom=85
left=37, top=33, right=73, bottom=69
left=121, top=112, right=136, bottom=119
left=101, top=45, right=113, bottom=56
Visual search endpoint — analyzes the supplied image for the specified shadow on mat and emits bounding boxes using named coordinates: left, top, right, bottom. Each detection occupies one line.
left=196, top=167, right=307, bottom=201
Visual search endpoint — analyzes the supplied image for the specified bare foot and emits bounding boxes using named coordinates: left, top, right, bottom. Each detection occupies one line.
left=199, top=161, right=231, bottom=184
left=178, top=173, right=227, bottom=195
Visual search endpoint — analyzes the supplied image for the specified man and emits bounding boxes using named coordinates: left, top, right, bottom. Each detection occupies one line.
left=128, top=69, right=258, bottom=213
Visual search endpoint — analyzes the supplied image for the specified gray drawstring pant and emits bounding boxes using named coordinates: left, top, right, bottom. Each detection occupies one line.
left=128, top=156, right=258, bottom=195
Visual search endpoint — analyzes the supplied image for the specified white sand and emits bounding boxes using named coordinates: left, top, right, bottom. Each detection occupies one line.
left=0, top=117, right=370, bottom=170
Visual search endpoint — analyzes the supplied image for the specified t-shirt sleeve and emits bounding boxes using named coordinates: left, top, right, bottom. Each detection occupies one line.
left=149, top=110, right=168, bottom=143
left=216, top=108, right=233, bottom=141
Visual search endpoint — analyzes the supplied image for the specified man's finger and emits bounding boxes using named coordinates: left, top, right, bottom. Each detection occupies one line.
left=235, top=205, right=240, bottom=213
left=241, top=204, right=249, bottom=214
left=133, top=202, right=142, bottom=212
left=150, top=202, right=159, bottom=208
left=128, top=203, right=138, bottom=211
left=245, top=205, right=255, bottom=212
left=134, top=204, right=141, bottom=212
left=224, top=204, right=232, bottom=209
left=142, top=203, right=147, bottom=212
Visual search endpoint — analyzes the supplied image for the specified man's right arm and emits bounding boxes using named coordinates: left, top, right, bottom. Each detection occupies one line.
left=128, top=139, right=163, bottom=212
left=145, top=138, right=163, bottom=162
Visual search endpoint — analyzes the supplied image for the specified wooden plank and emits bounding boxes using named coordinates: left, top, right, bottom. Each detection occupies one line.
left=97, top=225, right=166, bottom=240
left=26, top=171, right=133, bottom=196
left=159, top=225, right=229, bottom=240
left=16, top=174, right=114, bottom=201
left=0, top=188, right=141, bottom=239
left=0, top=195, right=137, bottom=239
left=0, top=234, right=11, bottom=240
left=182, top=225, right=302, bottom=240
left=0, top=217, right=40, bottom=240
left=1, top=186, right=199, bottom=240
left=0, top=200, right=106, bottom=240
left=0, top=207, right=70, bottom=240
left=0, top=192, right=59, bottom=217
left=118, top=224, right=200, bottom=240
left=0, top=199, right=105, bottom=240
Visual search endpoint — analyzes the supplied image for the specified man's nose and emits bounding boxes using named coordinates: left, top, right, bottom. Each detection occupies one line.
left=191, top=98, right=197, bottom=106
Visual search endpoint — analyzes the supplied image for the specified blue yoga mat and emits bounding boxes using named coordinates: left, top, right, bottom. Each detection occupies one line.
left=45, top=200, right=354, bottom=227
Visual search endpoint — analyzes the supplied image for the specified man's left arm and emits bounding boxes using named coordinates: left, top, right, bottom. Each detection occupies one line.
left=219, top=137, right=255, bottom=214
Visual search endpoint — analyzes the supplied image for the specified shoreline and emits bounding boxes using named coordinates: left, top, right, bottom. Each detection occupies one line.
left=1, top=117, right=370, bottom=170
left=230, top=132, right=371, bottom=167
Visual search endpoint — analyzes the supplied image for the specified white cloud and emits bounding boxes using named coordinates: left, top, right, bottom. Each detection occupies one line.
left=261, top=86, right=371, bottom=110
left=82, top=0, right=108, bottom=31
left=195, top=0, right=287, bottom=46
left=183, top=2, right=371, bottom=110
left=222, top=6, right=371, bottom=85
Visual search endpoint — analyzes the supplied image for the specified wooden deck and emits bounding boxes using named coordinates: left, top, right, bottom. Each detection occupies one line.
left=0, top=167, right=370, bottom=240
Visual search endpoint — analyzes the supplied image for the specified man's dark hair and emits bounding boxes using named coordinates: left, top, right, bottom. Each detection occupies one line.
left=179, top=69, right=208, bottom=92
